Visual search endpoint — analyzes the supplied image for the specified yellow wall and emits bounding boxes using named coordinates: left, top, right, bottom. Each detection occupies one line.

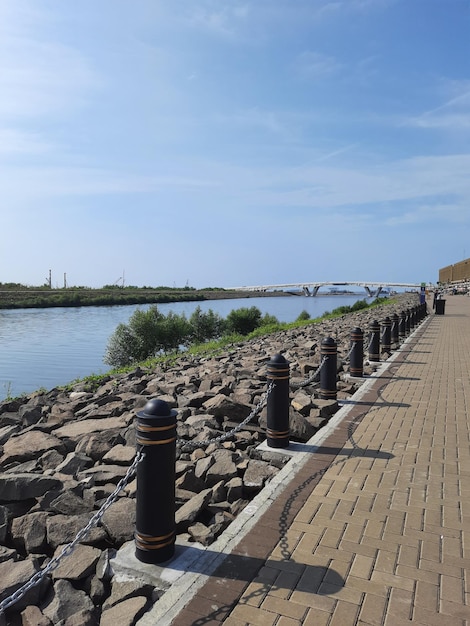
left=439, top=259, right=470, bottom=283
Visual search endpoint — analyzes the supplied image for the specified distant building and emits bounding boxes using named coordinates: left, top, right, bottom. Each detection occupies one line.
left=439, top=258, right=470, bottom=284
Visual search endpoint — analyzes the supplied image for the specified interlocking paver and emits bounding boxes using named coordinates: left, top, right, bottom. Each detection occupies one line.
left=165, top=296, right=470, bottom=625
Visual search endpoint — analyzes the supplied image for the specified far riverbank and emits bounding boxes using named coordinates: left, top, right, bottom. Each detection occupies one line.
left=0, top=287, right=293, bottom=310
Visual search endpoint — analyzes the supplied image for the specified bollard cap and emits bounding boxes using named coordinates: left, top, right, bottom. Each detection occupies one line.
left=270, top=353, right=288, bottom=365
left=321, top=336, right=336, bottom=346
left=136, top=398, right=177, bottom=420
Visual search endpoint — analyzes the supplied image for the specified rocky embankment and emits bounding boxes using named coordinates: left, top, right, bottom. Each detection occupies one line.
left=0, top=294, right=423, bottom=625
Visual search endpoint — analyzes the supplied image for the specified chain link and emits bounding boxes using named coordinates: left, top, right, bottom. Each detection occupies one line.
left=0, top=450, right=145, bottom=615
left=343, top=341, right=357, bottom=363
left=290, top=356, right=327, bottom=390
left=177, top=381, right=275, bottom=449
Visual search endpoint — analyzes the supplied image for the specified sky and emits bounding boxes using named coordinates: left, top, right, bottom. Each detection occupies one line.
left=1, top=0, right=469, bottom=289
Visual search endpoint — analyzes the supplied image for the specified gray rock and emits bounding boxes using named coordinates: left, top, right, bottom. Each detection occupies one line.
left=48, top=490, right=90, bottom=516
left=202, top=395, right=251, bottom=421
left=0, top=473, right=63, bottom=502
left=55, top=451, right=94, bottom=475
left=243, top=459, right=277, bottom=493
left=51, top=543, right=101, bottom=580
left=46, top=514, right=108, bottom=549
left=103, top=579, right=153, bottom=610
left=205, top=449, right=238, bottom=486
left=11, top=511, right=49, bottom=553
left=1, top=431, right=64, bottom=464
left=101, top=498, right=135, bottom=544
left=175, top=488, right=212, bottom=531
left=42, top=579, right=95, bottom=624
left=0, top=557, right=45, bottom=612
left=0, top=505, right=8, bottom=543
left=100, top=595, right=149, bottom=626
left=102, top=444, right=135, bottom=465
left=20, top=605, right=52, bottom=626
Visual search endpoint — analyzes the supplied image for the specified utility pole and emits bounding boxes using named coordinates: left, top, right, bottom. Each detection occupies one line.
left=46, top=269, right=52, bottom=289
left=64, top=273, right=67, bottom=289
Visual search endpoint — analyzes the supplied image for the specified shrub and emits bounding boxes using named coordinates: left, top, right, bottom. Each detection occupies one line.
left=225, top=306, right=262, bottom=335
left=296, top=310, right=310, bottom=321
left=189, top=306, right=226, bottom=343
left=104, top=306, right=167, bottom=366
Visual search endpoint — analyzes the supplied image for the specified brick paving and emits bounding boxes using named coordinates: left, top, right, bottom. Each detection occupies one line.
left=169, top=295, right=470, bottom=625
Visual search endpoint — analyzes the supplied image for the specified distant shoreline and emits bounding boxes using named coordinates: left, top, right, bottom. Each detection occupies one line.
left=0, top=287, right=371, bottom=310
left=0, top=287, right=291, bottom=310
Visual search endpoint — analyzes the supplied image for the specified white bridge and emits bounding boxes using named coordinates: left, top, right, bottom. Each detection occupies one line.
left=230, top=281, right=423, bottom=298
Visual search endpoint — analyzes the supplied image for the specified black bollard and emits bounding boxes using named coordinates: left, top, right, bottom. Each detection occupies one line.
left=135, top=398, right=177, bottom=564
left=349, top=327, right=364, bottom=377
left=405, top=308, right=411, bottom=334
left=399, top=311, right=406, bottom=339
left=381, top=317, right=392, bottom=353
left=391, top=313, right=399, bottom=347
left=320, top=337, right=337, bottom=400
left=266, top=354, right=290, bottom=448
left=368, top=320, right=380, bottom=362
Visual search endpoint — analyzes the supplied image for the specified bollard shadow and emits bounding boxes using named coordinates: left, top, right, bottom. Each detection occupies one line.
left=339, top=398, right=411, bottom=408
left=366, top=375, right=421, bottom=381
left=121, top=543, right=346, bottom=624
left=398, top=361, right=426, bottom=365
left=162, top=549, right=346, bottom=625
left=165, top=545, right=345, bottom=592
left=285, top=442, right=393, bottom=460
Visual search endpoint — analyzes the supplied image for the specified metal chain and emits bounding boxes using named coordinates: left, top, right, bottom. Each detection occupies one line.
left=0, top=450, right=145, bottom=615
left=290, top=356, right=327, bottom=389
left=177, top=381, right=275, bottom=449
left=342, top=341, right=357, bottom=363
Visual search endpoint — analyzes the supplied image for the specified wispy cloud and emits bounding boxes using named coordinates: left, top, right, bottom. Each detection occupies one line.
left=294, top=50, right=343, bottom=78
left=0, top=128, right=53, bottom=155
left=404, top=81, right=470, bottom=132
left=0, top=5, right=99, bottom=121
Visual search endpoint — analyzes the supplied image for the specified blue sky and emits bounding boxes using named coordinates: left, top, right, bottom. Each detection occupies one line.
left=1, top=0, right=469, bottom=289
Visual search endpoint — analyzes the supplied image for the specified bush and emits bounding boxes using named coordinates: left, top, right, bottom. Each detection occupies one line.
left=225, top=306, right=263, bottom=335
left=189, top=306, right=226, bottom=343
left=296, top=310, right=310, bottom=321
left=104, top=306, right=171, bottom=367
left=260, top=313, right=279, bottom=326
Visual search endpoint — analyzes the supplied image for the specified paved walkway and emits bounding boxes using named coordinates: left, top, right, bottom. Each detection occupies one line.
left=154, top=295, right=470, bottom=625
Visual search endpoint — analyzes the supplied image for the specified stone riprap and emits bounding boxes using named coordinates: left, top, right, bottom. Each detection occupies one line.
left=0, top=294, right=421, bottom=625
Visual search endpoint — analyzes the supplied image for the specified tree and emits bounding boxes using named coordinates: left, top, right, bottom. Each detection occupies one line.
left=104, top=306, right=166, bottom=367
left=296, top=310, right=310, bottom=321
left=189, top=306, right=226, bottom=343
left=225, top=306, right=262, bottom=335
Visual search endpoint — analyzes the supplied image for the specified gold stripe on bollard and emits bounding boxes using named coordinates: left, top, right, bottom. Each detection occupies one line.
left=319, top=389, right=337, bottom=398
left=137, top=423, right=176, bottom=433
left=135, top=530, right=175, bottom=550
left=136, top=436, right=176, bottom=446
left=266, top=428, right=290, bottom=438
